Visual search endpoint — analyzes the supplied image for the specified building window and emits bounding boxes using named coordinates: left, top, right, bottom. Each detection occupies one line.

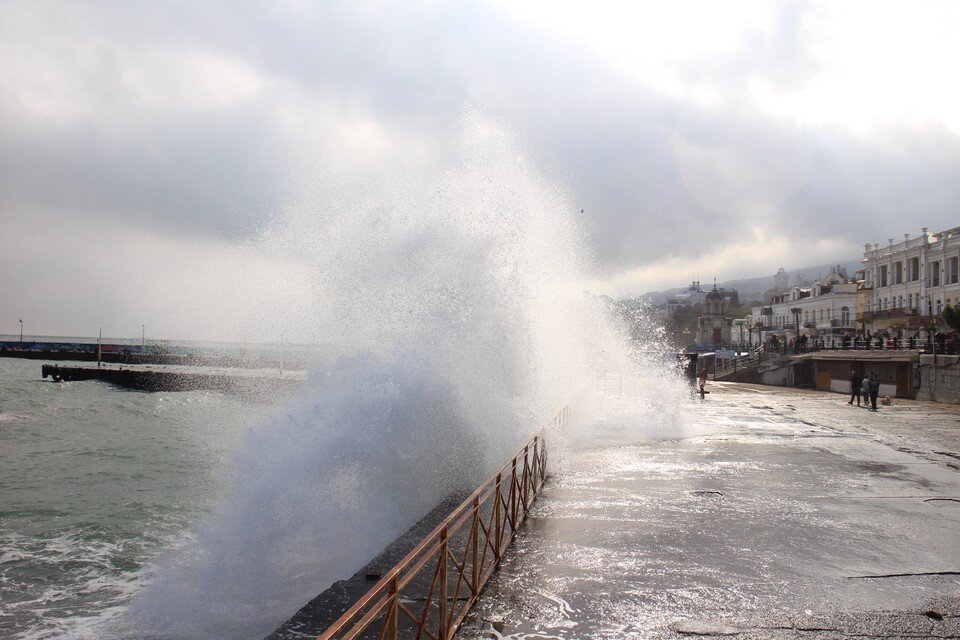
left=931, top=261, right=941, bottom=287
left=841, top=306, right=850, bottom=325
left=894, top=262, right=903, bottom=284
left=937, top=299, right=943, bottom=314
left=910, top=257, right=920, bottom=281
left=880, top=265, right=888, bottom=287
left=950, top=257, right=959, bottom=284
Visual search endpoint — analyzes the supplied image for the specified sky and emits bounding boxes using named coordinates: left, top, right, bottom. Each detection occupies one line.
left=2, top=0, right=960, bottom=340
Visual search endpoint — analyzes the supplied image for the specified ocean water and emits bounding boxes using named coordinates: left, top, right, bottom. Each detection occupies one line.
left=0, top=357, right=262, bottom=639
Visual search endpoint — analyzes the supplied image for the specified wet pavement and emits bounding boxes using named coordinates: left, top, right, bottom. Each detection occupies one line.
left=459, top=383, right=960, bottom=639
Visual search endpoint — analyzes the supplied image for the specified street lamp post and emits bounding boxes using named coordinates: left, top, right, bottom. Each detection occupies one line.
left=19, top=318, right=23, bottom=342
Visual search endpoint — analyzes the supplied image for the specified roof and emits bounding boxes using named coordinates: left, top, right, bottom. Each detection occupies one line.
left=705, top=288, right=723, bottom=300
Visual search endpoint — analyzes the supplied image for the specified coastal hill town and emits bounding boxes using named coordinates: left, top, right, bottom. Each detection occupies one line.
left=638, top=225, right=960, bottom=351
left=613, top=225, right=960, bottom=404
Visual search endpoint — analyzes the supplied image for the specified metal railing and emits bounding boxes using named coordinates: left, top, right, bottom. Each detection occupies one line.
left=713, top=351, right=761, bottom=379
left=316, top=406, right=568, bottom=640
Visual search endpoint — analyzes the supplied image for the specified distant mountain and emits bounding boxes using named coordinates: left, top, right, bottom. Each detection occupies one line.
left=644, top=259, right=863, bottom=305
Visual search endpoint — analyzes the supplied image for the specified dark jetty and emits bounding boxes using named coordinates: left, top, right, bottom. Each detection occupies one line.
left=42, top=364, right=302, bottom=397
left=2, top=340, right=317, bottom=369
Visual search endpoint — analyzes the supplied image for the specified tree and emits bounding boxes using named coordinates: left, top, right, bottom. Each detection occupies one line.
left=752, top=322, right=766, bottom=347
left=944, top=305, right=960, bottom=333
left=790, top=307, right=802, bottom=335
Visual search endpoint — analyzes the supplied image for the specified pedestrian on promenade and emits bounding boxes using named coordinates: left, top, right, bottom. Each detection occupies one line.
left=861, top=374, right=871, bottom=407
left=848, top=370, right=862, bottom=405
left=696, top=368, right=708, bottom=399
left=869, top=373, right=881, bottom=411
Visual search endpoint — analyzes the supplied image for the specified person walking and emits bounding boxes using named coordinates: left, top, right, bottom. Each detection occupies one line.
left=848, top=370, right=862, bottom=405
left=869, top=373, right=881, bottom=411
left=861, top=374, right=871, bottom=407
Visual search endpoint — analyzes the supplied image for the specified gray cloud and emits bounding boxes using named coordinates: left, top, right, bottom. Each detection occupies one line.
left=2, top=0, right=960, bottom=319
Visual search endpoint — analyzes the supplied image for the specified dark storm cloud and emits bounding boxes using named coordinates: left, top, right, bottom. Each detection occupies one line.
left=0, top=103, right=286, bottom=236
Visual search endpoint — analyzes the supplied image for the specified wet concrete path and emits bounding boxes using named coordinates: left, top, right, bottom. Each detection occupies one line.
left=459, top=383, right=960, bottom=639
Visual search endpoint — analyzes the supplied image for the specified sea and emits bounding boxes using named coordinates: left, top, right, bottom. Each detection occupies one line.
left=0, top=355, right=264, bottom=639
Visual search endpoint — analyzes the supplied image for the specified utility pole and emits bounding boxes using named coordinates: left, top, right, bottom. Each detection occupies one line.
left=19, top=318, right=23, bottom=342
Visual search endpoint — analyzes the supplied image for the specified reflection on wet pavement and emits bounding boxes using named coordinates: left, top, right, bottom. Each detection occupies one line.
left=459, top=383, right=960, bottom=639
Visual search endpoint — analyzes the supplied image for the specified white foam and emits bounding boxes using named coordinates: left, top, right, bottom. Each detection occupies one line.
left=121, top=113, right=684, bottom=639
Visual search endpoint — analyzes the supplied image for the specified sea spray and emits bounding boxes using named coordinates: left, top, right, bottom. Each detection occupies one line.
left=128, top=114, right=679, bottom=638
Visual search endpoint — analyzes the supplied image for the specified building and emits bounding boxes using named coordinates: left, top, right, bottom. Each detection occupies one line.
left=752, top=268, right=859, bottom=343
left=665, top=280, right=707, bottom=313
left=696, top=287, right=733, bottom=345
left=794, top=351, right=919, bottom=398
left=860, top=226, right=960, bottom=336
left=774, top=267, right=789, bottom=292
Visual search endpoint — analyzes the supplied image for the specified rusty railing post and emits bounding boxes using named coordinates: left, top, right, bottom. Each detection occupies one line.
left=522, top=445, right=530, bottom=509
left=510, top=458, right=519, bottom=528
left=531, top=438, right=539, bottom=487
left=471, top=496, right=480, bottom=593
left=494, top=472, right=502, bottom=556
left=385, top=576, right=398, bottom=640
left=439, top=526, right=448, bottom=638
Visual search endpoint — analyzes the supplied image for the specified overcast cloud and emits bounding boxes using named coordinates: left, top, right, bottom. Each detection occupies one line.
left=2, top=0, right=960, bottom=340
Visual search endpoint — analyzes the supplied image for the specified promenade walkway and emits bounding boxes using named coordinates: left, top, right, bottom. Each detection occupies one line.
left=459, top=383, right=960, bottom=639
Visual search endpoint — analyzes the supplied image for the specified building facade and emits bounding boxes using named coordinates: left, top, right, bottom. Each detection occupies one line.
left=752, top=269, right=858, bottom=342
left=665, top=280, right=707, bottom=313
left=861, top=226, right=960, bottom=335
left=696, top=288, right=733, bottom=345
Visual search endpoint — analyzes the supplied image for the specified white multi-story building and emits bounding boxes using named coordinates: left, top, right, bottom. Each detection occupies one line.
left=861, top=226, right=960, bottom=335
left=665, top=280, right=707, bottom=313
left=752, top=269, right=858, bottom=341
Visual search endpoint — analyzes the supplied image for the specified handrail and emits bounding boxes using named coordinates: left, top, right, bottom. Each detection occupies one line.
left=315, top=405, right=569, bottom=640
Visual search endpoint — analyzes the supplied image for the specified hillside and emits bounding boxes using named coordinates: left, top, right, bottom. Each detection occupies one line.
left=645, top=259, right=863, bottom=304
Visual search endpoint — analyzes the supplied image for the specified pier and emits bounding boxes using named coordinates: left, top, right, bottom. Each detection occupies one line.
left=41, top=364, right=303, bottom=396
left=2, top=340, right=323, bottom=369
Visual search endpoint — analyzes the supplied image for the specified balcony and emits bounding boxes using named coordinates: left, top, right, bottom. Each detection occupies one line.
left=889, top=307, right=920, bottom=316
left=829, top=319, right=854, bottom=327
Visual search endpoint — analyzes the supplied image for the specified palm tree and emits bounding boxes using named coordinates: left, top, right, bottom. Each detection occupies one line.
left=944, top=305, right=960, bottom=333
left=749, top=321, right=765, bottom=347
left=790, top=307, right=802, bottom=336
